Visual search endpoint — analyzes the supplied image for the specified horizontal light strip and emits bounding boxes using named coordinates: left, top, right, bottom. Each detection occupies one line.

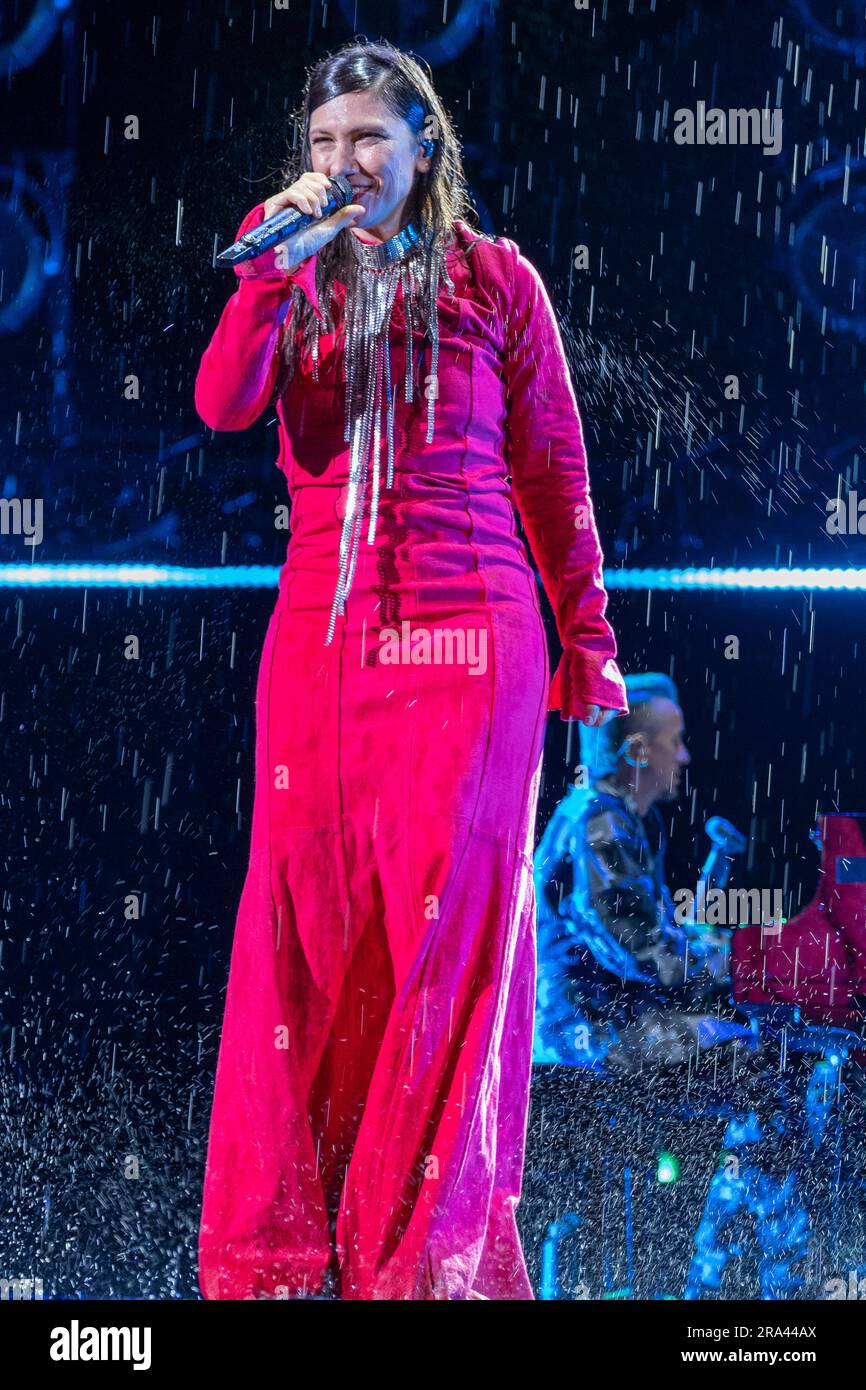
left=0, top=564, right=281, bottom=587
left=603, top=567, right=866, bottom=592
left=0, top=565, right=864, bottom=591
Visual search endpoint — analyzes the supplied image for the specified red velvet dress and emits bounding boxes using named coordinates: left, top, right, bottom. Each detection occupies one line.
left=194, top=202, right=627, bottom=1300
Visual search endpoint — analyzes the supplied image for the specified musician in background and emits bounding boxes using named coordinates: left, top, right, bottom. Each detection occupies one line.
left=533, top=672, right=736, bottom=1073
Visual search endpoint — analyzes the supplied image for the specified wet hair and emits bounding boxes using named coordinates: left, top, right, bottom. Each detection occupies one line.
left=579, top=672, right=680, bottom=780
left=272, top=38, right=478, bottom=395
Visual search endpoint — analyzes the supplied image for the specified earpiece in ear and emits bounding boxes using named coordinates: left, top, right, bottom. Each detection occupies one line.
left=617, top=738, right=649, bottom=769
left=622, top=751, right=649, bottom=769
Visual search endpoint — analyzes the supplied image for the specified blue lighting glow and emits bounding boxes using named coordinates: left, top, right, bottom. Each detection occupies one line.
left=0, top=564, right=864, bottom=591
left=603, top=567, right=866, bottom=592
left=0, top=564, right=281, bottom=588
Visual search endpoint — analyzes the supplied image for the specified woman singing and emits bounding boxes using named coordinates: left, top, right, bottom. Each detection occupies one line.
left=194, top=38, right=627, bottom=1301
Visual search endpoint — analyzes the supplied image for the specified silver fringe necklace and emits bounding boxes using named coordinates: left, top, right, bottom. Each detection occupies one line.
left=315, top=221, right=455, bottom=646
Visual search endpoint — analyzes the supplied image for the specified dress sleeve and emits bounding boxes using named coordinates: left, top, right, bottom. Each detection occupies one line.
left=500, top=240, right=628, bottom=719
left=194, top=201, right=324, bottom=432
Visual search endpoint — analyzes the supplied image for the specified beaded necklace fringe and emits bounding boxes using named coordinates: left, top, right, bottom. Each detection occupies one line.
left=310, top=222, right=454, bottom=646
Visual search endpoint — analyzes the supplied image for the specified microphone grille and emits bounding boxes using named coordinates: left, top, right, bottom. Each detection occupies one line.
left=329, top=174, right=354, bottom=208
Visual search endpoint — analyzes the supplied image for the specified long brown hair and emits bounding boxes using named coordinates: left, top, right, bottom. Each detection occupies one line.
left=273, top=39, right=478, bottom=395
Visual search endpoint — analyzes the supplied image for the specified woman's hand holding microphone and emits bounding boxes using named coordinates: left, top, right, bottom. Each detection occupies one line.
left=260, top=172, right=366, bottom=274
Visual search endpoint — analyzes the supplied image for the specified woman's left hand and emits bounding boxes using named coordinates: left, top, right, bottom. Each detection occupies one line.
left=580, top=704, right=618, bottom=727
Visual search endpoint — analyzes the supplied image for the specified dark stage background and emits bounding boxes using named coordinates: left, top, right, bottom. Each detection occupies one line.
left=1, top=0, right=865, bottom=1299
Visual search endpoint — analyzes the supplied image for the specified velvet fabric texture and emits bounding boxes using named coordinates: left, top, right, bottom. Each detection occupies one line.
left=194, top=203, right=627, bottom=1299
left=732, top=812, right=866, bottom=1026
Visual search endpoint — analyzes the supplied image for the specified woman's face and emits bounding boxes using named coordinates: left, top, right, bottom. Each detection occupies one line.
left=307, top=89, right=432, bottom=241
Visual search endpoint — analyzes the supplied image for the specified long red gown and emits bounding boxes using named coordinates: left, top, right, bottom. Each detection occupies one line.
left=194, top=202, right=627, bottom=1300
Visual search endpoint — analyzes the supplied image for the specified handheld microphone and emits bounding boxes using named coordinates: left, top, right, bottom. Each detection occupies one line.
left=215, top=175, right=355, bottom=268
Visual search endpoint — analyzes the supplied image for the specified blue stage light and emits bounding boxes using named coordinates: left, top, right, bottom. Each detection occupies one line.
left=0, top=0, right=64, bottom=76
left=0, top=564, right=281, bottom=588
left=785, top=156, right=866, bottom=341
left=0, top=187, right=50, bottom=334
left=0, top=564, right=865, bottom=591
left=335, top=0, right=488, bottom=67
left=791, top=0, right=866, bottom=61
left=603, top=567, right=866, bottom=592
